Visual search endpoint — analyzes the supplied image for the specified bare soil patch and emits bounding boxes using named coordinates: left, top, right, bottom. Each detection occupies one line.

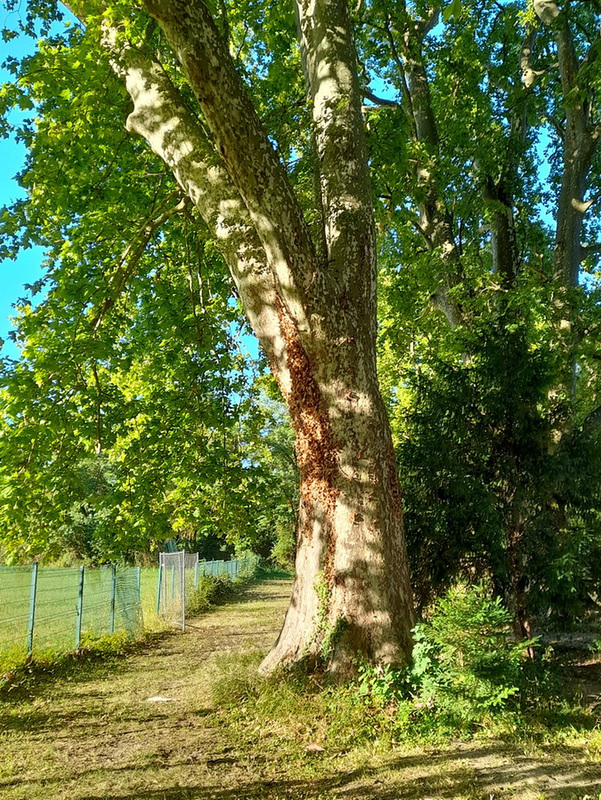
left=1, top=579, right=600, bottom=800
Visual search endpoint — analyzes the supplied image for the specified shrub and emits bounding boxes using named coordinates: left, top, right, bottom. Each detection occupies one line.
left=352, top=584, right=537, bottom=735
left=270, top=523, right=296, bottom=572
left=186, top=574, right=235, bottom=616
left=409, top=584, right=536, bottom=724
left=185, top=557, right=259, bottom=617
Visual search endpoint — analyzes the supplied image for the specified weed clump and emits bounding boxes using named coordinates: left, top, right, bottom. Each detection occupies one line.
left=186, top=575, right=236, bottom=616
left=186, top=558, right=260, bottom=617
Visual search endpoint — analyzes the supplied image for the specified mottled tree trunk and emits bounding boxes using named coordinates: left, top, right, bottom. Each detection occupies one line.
left=394, top=14, right=464, bottom=327
left=260, top=300, right=413, bottom=673
left=531, top=2, right=601, bottom=470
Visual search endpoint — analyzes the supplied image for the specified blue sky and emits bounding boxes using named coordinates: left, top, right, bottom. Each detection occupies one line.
left=0, top=28, right=45, bottom=360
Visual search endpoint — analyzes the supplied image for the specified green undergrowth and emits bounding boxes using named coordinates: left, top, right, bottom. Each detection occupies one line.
left=211, top=651, right=597, bottom=755
left=185, top=558, right=273, bottom=615
left=209, top=584, right=601, bottom=754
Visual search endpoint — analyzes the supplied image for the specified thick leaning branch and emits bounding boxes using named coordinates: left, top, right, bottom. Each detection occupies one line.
left=141, top=0, right=320, bottom=342
left=106, top=37, right=294, bottom=393
left=62, top=0, right=295, bottom=388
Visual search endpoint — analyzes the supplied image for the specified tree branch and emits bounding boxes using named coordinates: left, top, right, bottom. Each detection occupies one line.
left=91, top=192, right=186, bottom=331
left=141, top=0, right=318, bottom=336
left=380, top=17, right=417, bottom=139
left=535, top=2, right=601, bottom=285
left=579, top=241, right=601, bottom=260
left=579, top=404, right=601, bottom=439
left=572, top=187, right=601, bottom=213
left=520, top=29, right=547, bottom=88
left=390, top=9, right=464, bottom=327
left=296, top=0, right=377, bottom=338
left=421, top=7, right=440, bottom=36
left=363, top=89, right=400, bottom=108
left=97, top=30, right=296, bottom=393
left=547, top=114, right=565, bottom=143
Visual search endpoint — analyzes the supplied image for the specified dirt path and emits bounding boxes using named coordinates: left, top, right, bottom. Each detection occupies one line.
left=1, top=579, right=600, bottom=800
left=0, top=581, right=292, bottom=800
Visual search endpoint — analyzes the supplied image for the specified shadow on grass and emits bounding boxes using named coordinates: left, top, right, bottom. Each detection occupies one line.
left=254, top=566, right=293, bottom=581
left=0, top=638, right=155, bottom=704
left=10, top=741, right=599, bottom=800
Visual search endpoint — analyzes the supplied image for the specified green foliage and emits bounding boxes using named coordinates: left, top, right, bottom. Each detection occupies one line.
left=0, top=7, right=300, bottom=565
left=352, top=585, right=542, bottom=736
left=390, top=314, right=601, bottom=617
left=0, top=220, right=297, bottom=561
left=368, top=0, right=601, bottom=630
left=269, top=522, right=295, bottom=571
left=185, top=557, right=259, bottom=616
left=356, top=661, right=410, bottom=708
left=186, top=574, right=236, bottom=616
left=408, top=585, right=534, bottom=723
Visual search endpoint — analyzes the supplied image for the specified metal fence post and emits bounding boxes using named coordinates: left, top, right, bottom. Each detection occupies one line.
left=156, top=562, right=163, bottom=614
left=75, top=565, right=85, bottom=649
left=109, top=565, right=117, bottom=635
left=136, top=566, right=142, bottom=627
left=27, top=563, right=39, bottom=656
left=181, top=551, right=186, bottom=632
left=194, top=559, right=199, bottom=589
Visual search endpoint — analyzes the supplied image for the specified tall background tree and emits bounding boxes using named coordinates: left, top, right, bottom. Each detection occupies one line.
left=358, top=0, right=601, bottom=633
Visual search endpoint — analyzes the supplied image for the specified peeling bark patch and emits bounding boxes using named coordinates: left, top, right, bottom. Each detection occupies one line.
left=276, top=300, right=339, bottom=560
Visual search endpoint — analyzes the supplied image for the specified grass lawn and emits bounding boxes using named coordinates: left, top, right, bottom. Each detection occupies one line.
left=0, top=578, right=600, bottom=799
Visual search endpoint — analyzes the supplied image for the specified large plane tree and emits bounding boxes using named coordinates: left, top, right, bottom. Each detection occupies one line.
left=3, top=0, right=601, bottom=673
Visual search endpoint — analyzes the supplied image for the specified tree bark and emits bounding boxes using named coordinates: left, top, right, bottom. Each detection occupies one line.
left=533, top=2, right=601, bottom=432
left=390, top=13, right=464, bottom=327
left=94, top=0, right=415, bottom=672
left=552, top=11, right=599, bottom=287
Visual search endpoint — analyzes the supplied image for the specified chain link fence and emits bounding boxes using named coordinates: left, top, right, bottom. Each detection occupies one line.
left=0, top=565, right=142, bottom=668
left=1, top=555, right=256, bottom=669
left=157, top=553, right=257, bottom=630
